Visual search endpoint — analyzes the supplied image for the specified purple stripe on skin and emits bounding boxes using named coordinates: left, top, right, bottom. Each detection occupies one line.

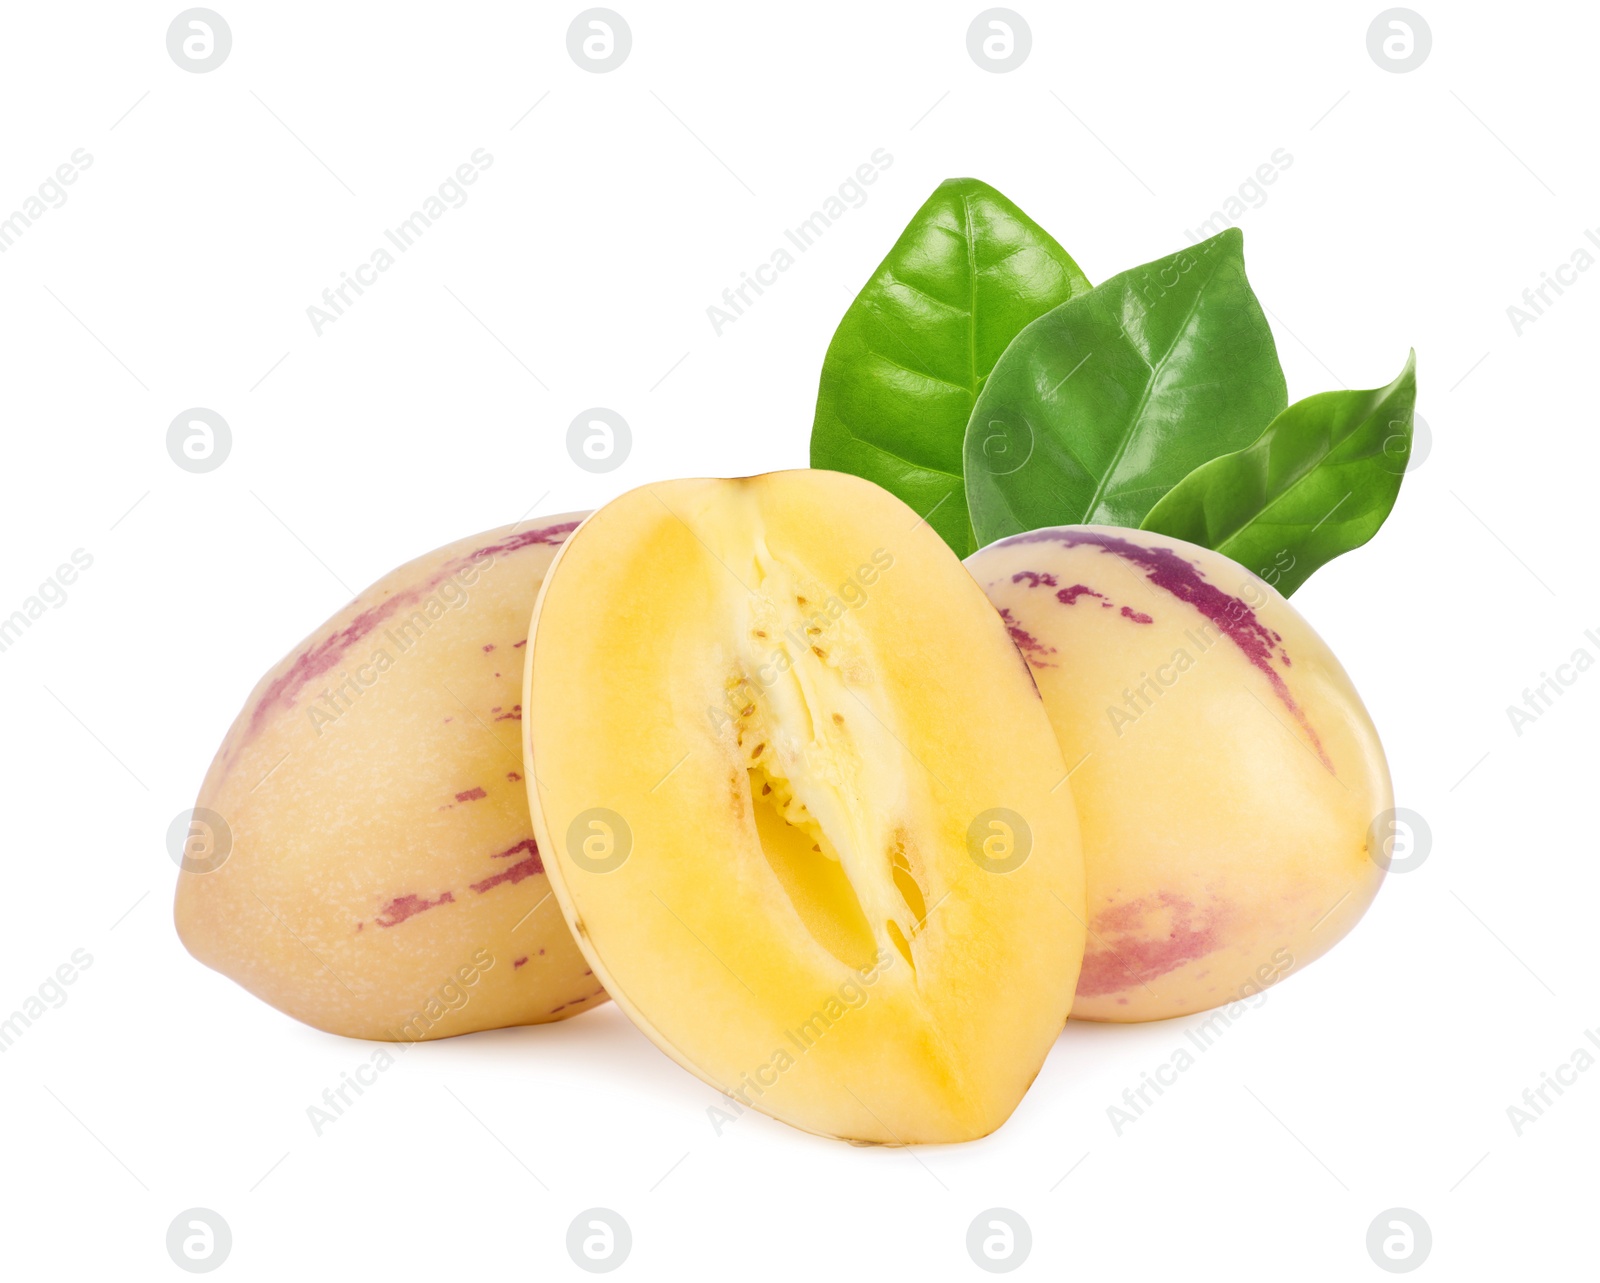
left=470, top=838, right=544, bottom=895
left=234, top=521, right=578, bottom=754
left=466, top=523, right=582, bottom=561
left=374, top=891, right=454, bottom=928
left=998, top=608, right=1057, bottom=666
left=997, top=527, right=1332, bottom=771
left=1077, top=892, right=1220, bottom=996
left=1056, top=583, right=1107, bottom=607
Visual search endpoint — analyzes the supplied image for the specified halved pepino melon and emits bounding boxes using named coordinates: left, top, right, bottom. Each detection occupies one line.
left=523, top=471, right=1084, bottom=1143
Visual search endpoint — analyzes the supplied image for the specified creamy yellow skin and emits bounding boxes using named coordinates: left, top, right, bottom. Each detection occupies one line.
left=968, top=525, right=1390, bottom=1022
left=175, top=517, right=606, bottom=1040
left=526, top=473, right=1085, bottom=1143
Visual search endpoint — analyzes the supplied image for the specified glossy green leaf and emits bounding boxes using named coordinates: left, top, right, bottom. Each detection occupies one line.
left=963, top=228, right=1286, bottom=544
left=1141, top=352, right=1417, bottom=596
left=810, top=178, right=1091, bottom=555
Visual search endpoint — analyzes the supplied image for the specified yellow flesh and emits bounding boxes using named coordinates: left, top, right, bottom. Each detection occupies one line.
left=526, top=472, right=1085, bottom=1143
left=175, top=517, right=605, bottom=1040
left=968, top=525, right=1391, bottom=1023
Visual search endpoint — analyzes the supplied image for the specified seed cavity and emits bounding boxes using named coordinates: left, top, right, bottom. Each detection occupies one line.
left=889, top=838, right=929, bottom=930
left=886, top=920, right=915, bottom=973
left=748, top=762, right=876, bottom=971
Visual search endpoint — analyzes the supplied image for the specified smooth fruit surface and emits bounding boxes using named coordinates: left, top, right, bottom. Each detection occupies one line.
left=968, top=525, right=1390, bottom=1022
left=525, top=472, right=1085, bottom=1143
left=175, top=517, right=605, bottom=1041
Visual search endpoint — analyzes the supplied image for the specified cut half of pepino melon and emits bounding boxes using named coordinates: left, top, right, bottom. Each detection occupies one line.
left=524, top=471, right=1084, bottom=1143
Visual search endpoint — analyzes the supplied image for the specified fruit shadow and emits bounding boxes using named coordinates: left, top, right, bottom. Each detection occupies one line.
left=396, top=1000, right=695, bottom=1094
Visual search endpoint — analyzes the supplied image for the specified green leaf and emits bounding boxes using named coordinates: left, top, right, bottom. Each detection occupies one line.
left=963, top=228, right=1286, bottom=544
left=1141, top=352, right=1418, bottom=596
left=810, top=178, right=1091, bottom=556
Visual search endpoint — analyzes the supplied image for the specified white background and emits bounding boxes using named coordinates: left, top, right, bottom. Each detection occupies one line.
left=1, top=1, right=1593, bottom=1278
